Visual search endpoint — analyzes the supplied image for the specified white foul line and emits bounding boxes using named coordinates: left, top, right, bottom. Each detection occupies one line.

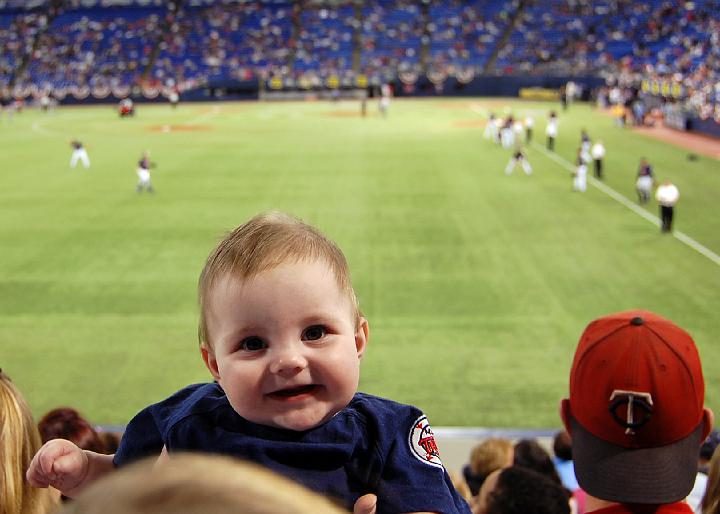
left=468, top=102, right=720, bottom=267
left=531, top=141, right=720, bottom=267
left=31, top=120, right=62, bottom=136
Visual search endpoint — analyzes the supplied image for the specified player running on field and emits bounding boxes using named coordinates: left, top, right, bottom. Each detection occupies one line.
left=136, top=151, right=156, bottom=194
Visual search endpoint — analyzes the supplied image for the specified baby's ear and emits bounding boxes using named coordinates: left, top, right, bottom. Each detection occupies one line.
left=201, top=344, right=221, bottom=381
left=355, top=318, right=369, bottom=360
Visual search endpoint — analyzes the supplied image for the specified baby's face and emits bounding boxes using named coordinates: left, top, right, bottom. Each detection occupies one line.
left=203, top=260, right=367, bottom=431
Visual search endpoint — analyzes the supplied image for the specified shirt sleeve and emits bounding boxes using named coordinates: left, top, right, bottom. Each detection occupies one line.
left=375, top=410, right=471, bottom=514
left=113, top=406, right=163, bottom=467
left=113, top=383, right=215, bottom=467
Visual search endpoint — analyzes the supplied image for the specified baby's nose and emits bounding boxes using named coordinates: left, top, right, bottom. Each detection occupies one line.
left=269, top=350, right=308, bottom=375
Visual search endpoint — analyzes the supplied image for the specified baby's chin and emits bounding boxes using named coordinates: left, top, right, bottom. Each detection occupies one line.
left=264, top=407, right=342, bottom=432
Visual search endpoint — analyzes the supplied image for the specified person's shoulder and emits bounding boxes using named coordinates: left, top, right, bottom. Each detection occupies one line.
left=117, top=383, right=225, bottom=465
left=350, top=392, right=422, bottom=414
left=345, top=393, right=426, bottom=434
left=149, top=383, right=228, bottom=434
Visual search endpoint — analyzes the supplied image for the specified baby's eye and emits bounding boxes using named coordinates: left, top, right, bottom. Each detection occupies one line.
left=302, top=325, right=326, bottom=341
left=239, top=337, right=267, bottom=352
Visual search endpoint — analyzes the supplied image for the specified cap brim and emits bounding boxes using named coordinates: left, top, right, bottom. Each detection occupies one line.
left=570, top=414, right=704, bottom=504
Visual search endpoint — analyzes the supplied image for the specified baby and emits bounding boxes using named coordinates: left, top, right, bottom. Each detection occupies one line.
left=28, top=212, right=470, bottom=514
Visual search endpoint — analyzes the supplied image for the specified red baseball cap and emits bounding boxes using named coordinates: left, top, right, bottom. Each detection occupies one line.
left=566, top=310, right=707, bottom=504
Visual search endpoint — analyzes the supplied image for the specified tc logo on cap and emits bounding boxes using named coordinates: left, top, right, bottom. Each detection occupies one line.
left=609, top=390, right=654, bottom=435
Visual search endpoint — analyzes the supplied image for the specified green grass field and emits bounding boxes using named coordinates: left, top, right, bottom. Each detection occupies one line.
left=1, top=98, right=719, bottom=429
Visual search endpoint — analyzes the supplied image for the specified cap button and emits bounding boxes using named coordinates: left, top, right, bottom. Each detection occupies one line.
left=631, top=316, right=644, bottom=326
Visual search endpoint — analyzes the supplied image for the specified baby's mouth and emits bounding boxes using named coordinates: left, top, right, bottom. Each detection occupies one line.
left=267, top=384, right=319, bottom=399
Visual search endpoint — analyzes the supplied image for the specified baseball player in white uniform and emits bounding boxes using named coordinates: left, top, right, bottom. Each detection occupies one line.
left=546, top=111, right=558, bottom=151
left=524, top=115, right=534, bottom=143
left=573, top=148, right=587, bottom=192
left=136, top=151, right=155, bottom=193
left=70, top=140, right=90, bottom=169
left=505, top=148, right=532, bottom=176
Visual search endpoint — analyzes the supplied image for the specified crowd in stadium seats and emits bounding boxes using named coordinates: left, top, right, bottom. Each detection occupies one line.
left=1, top=0, right=717, bottom=122
left=295, top=4, right=356, bottom=78
left=153, top=2, right=293, bottom=87
left=0, top=9, right=48, bottom=89
left=20, top=6, right=163, bottom=92
left=426, top=1, right=511, bottom=75
left=495, top=0, right=716, bottom=76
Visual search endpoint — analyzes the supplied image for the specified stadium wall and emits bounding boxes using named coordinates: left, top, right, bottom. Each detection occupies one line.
left=688, top=117, right=720, bottom=139
left=51, top=75, right=604, bottom=106
left=392, top=76, right=604, bottom=100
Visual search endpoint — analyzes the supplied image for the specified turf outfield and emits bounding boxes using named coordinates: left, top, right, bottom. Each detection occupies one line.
left=1, top=98, right=719, bottom=428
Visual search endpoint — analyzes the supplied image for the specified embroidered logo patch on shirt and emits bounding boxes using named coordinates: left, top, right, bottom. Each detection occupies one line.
left=408, top=415, right=443, bottom=469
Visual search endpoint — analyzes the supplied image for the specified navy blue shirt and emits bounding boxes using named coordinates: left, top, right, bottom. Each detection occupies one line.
left=115, top=383, right=470, bottom=514
left=638, top=163, right=653, bottom=177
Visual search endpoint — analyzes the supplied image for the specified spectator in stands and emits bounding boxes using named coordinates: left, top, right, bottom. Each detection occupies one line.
left=462, top=437, right=514, bottom=497
left=702, top=447, right=720, bottom=514
left=473, top=466, right=570, bottom=514
left=688, top=462, right=709, bottom=513
left=560, top=310, right=713, bottom=513
left=1, top=370, right=59, bottom=514
left=701, top=432, right=720, bottom=475
left=513, top=439, right=565, bottom=489
left=552, top=431, right=578, bottom=493
left=59, top=453, right=350, bottom=514
left=553, top=431, right=586, bottom=514
left=38, top=407, right=106, bottom=454
left=28, top=211, right=471, bottom=514
left=632, top=98, right=646, bottom=126
left=97, top=431, right=122, bottom=454
left=612, top=103, right=626, bottom=128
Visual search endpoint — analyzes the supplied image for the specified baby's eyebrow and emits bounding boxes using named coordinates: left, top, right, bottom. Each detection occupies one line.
left=299, top=312, right=340, bottom=324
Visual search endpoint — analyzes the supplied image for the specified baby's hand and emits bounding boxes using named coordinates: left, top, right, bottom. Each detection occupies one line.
left=27, top=439, right=89, bottom=494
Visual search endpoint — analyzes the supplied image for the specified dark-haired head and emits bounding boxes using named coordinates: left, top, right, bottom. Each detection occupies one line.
left=476, top=467, right=570, bottom=514
left=513, top=439, right=564, bottom=487
left=38, top=407, right=106, bottom=454
left=553, top=431, right=573, bottom=462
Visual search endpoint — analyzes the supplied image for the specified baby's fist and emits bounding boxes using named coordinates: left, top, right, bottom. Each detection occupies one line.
left=27, top=439, right=89, bottom=494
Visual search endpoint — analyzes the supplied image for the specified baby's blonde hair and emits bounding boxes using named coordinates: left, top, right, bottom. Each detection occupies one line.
left=198, top=211, right=360, bottom=348
left=0, top=371, right=58, bottom=514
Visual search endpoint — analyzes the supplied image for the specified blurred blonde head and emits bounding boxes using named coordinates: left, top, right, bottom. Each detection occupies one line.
left=0, top=371, right=58, bottom=514
left=702, top=446, right=720, bottom=514
left=470, top=437, right=514, bottom=478
left=60, top=453, right=349, bottom=514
